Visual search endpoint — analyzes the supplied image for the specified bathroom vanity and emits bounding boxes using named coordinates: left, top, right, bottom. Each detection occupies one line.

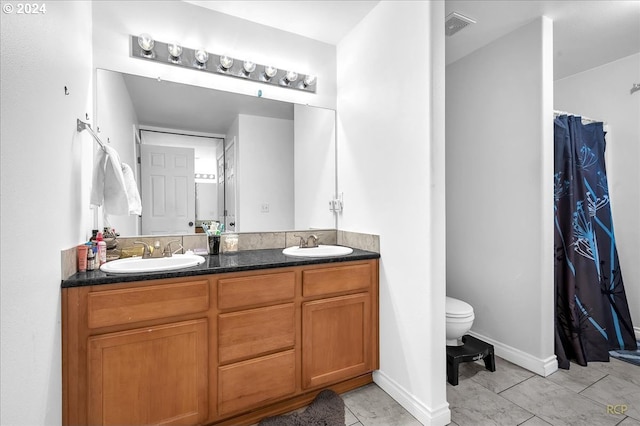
left=61, top=248, right=379, bottom=426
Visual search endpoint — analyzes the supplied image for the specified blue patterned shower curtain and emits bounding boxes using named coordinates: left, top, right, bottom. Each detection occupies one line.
left=554, top=115, right=636, bottom=369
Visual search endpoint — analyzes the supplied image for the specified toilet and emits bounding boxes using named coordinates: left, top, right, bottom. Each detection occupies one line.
left=445, top=296, right=495, bottom=386
left=445, top=297, right=474, bottom=346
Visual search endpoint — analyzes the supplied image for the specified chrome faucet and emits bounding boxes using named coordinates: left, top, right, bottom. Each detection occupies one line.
left=294, top=234, right=320, bottom=248
left=306, top=234, right=319, bottom=248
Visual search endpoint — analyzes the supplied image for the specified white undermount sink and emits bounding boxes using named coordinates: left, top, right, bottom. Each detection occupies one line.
left=100, top=254, right=206, bottom=274
left=282, top=245, right=353, bottom=258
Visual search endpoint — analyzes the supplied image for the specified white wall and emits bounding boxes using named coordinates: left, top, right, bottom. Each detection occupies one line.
left=446, top=17, right=556, bottom=375
left=294, top=104, right=337, bottom=230
left=0, top=2, right=93, bottom=425
left=96, top=69, right=140, bottom=235
left=337, top=2, right=449, bottom=425
left=195, top=182, right=219, bottom=222
left=237, top=115, right=294, bottom=232
left=555, top=52, right=640, bottom=337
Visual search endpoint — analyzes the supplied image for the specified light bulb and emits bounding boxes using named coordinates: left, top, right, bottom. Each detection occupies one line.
left=167, top=42, right=182, bottom=60
left=242, top=61, right=256, bottom=75
left=137, top=33, right=154, bottom=54
left=194, top=49, right=209, bottom=68
left=303, top=75, right=317, bottom=87
left=219, top=56, right=234, bottom=70
left=285, top=71, right=298, bottom=83
left=264, top=66, right=278, bottom=79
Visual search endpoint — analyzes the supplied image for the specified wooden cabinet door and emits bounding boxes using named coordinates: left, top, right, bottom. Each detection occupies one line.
left=302, top=293, right=371, bottom=389
left=87, top=319, right=208, bottom=426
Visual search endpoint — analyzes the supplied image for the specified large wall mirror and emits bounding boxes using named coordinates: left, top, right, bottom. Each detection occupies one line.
left=96, top=69, right=337, bottom=236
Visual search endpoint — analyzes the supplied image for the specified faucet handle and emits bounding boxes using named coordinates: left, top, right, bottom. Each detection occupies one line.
left=293, top=234, right=307, bottom=248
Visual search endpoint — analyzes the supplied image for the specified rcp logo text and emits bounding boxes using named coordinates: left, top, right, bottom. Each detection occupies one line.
left=607, top=404, right=628, bottom=415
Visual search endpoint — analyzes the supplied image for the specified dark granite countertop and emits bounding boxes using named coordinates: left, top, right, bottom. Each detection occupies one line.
left=61, top=247, right=380, bottom=288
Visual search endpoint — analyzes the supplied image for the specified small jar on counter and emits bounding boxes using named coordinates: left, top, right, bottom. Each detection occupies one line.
left=221, top=233, right=239, bottom=253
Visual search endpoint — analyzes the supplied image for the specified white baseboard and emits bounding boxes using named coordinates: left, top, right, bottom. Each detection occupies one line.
left=468, top=331, right=558, bottom=377
left=373, top=370, right=451, bottom=426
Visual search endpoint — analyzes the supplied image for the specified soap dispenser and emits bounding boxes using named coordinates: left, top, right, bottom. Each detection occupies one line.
left=96, top=232, right=107, bottom=265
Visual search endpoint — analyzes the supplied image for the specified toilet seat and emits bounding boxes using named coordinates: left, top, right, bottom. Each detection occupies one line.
left=446, top=297, right=474, bottom=318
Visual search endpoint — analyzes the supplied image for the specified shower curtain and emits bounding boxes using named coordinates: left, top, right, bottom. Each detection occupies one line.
left=554, top=114, right=637, bottom=369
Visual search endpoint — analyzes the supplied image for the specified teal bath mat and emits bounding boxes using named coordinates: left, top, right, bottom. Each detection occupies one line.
left=609, top=339, right=640, bottom=367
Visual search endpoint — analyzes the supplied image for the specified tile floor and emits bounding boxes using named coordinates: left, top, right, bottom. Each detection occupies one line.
left=340, top=356, right=640, bottom=426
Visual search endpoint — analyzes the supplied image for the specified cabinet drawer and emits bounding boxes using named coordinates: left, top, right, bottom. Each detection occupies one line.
left=302, top=264, right=371, bottom=297
left=88, top=280, right=209, bottom=329
left=218, top=272, right=295, bottom=310
left=218, top=303, right=295, bottom=364
left=218, top=350, right=296, bottom=415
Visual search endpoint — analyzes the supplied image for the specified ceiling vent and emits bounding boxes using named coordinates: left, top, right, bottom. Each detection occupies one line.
left=445, top=12, right=476, bottom=37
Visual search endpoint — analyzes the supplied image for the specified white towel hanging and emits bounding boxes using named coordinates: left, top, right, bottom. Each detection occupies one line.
left=90, top=145, right=142, bottom=216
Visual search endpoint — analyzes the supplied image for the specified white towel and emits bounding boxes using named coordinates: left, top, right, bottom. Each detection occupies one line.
left=121, top=162, right=142, bottom=215
left=90, top=148, right=108, bottom=207
left=90, top=146, right=142, bottom=216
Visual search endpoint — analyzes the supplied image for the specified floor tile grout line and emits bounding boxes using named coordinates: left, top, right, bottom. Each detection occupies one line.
left=574, top=373, right=629, bottom=413
left=578, top=373, right=610, bottom=395
left=496, top=374, right=537, bottom=395
left=613, top=416, right=630, bottom=426
left=495, top=376, right=566, bottom=425
left=516, top=413, right=536, bottom=425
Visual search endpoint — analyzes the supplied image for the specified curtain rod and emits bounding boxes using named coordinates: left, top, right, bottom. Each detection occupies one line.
left=553, top=110, right=604, bottom=125
left=77, top=119, right=107, bottom=152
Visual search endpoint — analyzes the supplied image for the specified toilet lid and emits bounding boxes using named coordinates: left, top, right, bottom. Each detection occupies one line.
left=446, top=297, right=473, bottom=317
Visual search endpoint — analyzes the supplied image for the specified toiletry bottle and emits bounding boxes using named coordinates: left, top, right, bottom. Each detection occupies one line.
left=97, top=232, right=107, bottom=265
left=77, top=245, right=88, bottom=272
left=87, top=245, right=96, bottom=271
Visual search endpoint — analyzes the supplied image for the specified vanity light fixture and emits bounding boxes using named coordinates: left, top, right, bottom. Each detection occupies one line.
left=242, top=61, right=256, bottom=77
left=219, top=55, right=234, bottom=72
left=262, top=66, right=278, bottom=81
left=301, top=74, right=317, bottom=88
left=195, top=173, right=216, bottom=180
left=167, top=42, right=182, bottom=63
left=129, top=34, right=317, bottom=93
left=137, top=33, right=155, bottom=58
left=280, top=71, right=298, bottom=87
left=194, top=49, right=209, bottom=69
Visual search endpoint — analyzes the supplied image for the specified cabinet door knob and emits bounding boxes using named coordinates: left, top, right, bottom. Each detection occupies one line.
left=188, top=221, right=194, bottom=227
